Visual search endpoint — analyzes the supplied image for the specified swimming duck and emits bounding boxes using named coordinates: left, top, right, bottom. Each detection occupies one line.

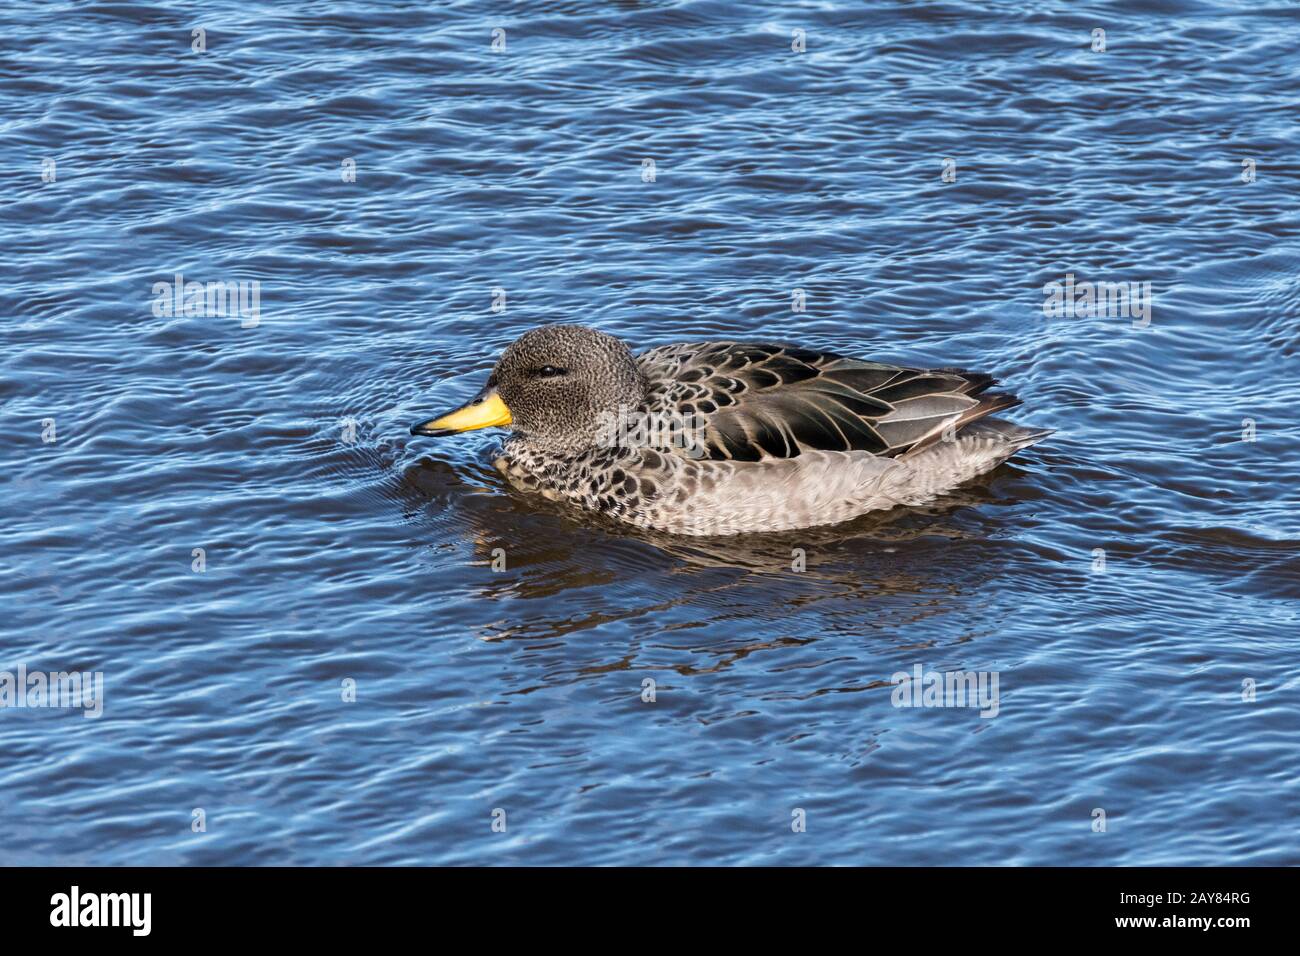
left=410, top=324, right=1049, bottom=536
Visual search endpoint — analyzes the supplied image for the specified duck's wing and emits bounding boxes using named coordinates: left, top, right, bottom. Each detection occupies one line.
left=636, top=342, right=1020, bottom=462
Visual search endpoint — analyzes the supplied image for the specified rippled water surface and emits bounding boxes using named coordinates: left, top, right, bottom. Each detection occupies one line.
left=2, top=0, right=1298, bottom=865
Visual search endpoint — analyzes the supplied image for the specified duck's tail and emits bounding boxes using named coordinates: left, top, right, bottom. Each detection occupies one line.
left=879, top=418, right=1051, bottom=507
left=966, top=418, right=1055, bottom=451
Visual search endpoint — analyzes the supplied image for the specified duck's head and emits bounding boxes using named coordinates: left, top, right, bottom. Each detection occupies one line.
left=409, top=324, right=645, bottom=450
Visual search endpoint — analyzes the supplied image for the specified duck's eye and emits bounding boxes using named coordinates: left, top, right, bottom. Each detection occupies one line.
left=532, top=365, right=568, bottom=379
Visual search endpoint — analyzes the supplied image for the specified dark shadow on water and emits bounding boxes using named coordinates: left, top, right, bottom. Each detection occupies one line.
left=355, top=421, right=1067, bottom=715
left=391, top=450, right=1035, bottom=657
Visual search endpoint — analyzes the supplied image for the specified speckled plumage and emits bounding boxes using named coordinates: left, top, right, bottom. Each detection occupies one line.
left=438, top=325, right=1051, bottom=536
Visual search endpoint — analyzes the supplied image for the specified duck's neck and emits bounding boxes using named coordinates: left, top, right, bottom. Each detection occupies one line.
left=512, top=393, right=652, bottom=459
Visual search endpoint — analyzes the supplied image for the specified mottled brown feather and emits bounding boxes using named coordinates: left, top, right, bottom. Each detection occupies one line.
left=637, top=342, right=1019, bottom=461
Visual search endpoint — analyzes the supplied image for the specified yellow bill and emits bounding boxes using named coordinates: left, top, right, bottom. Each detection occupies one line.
left=410, top=387, right=512, bottom=436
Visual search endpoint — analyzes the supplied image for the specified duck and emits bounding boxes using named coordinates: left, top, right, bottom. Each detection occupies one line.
left=409, top=324, right=1050, bottom=536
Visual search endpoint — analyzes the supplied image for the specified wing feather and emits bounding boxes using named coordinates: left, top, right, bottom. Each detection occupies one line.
left=637, top=342, right=1021, bottom=461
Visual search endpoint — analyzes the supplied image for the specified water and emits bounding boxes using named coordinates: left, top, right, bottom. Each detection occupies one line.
left=2, top=0, right=1298, bottom=866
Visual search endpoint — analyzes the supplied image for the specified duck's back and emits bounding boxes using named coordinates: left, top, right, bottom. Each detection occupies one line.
left=635, top=341, right=1020, bottom=463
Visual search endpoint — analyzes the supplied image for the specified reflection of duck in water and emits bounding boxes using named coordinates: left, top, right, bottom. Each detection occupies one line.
left=410, top=324, right=1050, bottom=536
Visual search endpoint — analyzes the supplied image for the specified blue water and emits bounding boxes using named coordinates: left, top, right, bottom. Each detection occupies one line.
left=2, top=0, right=1298, bottom=866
